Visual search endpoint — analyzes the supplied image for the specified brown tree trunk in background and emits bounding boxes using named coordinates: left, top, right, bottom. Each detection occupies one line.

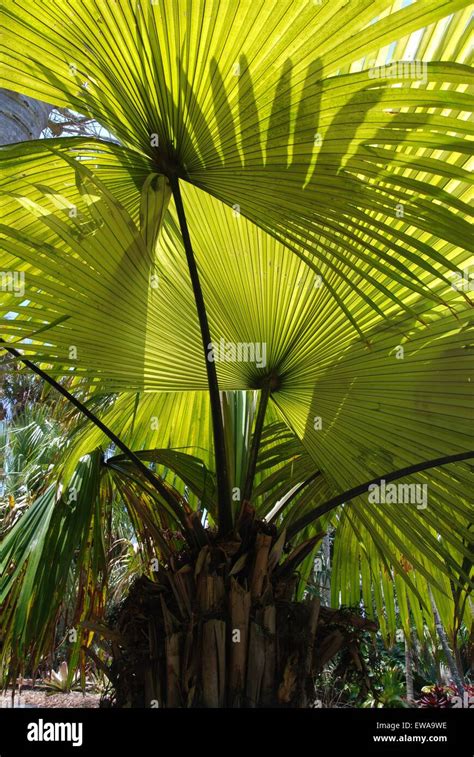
left=0, top=89, right=51, bottom=144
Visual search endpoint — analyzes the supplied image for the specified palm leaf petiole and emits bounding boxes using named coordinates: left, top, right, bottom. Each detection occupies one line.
left=169, top=175, right=232, bottom=536
left=0, top=339, right=187, bottom=529
left=287, top=450, right=474, bottom=539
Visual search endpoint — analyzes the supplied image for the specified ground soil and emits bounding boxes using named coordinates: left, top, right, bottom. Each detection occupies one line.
left=1, top=687, right=100, bottom=708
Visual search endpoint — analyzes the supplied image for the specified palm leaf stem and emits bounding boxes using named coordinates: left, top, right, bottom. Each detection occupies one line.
left=170, top=175, right=232, bottom=536
left=288, top=450, right=474, bottom=539
left=242, top=380, right=272, bottom=505
left=0, top=339, right=186, bottom=528
left=268, top=469, right=322, bottom=525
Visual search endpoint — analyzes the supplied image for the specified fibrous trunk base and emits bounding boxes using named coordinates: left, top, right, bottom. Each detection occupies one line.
left=104, top=518, right=376, bottom=708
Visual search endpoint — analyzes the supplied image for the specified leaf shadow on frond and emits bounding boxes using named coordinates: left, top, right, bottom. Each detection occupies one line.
left=24, top=50, right=473, bottom=342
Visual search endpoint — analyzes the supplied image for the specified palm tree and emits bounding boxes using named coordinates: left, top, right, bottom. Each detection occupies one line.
left=0, top=89, right=51, bottom=144
left=0, top=0, right=472, bottom=707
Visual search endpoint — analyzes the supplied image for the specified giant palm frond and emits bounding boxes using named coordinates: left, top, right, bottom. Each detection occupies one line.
left=1, top=0, right=473, bottom=307
left=0, top=0, right=472, bottom=673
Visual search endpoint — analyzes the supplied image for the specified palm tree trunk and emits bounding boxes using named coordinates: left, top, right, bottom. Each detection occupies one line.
left=0, top=89, right=51, bottom=144
left=405, top=641, right=414, bottom=704
left=429, top=589, right=465, bottom=695
left=106, top=515, right=378, bottom=708
left=322, top=532, right=331, bottom=606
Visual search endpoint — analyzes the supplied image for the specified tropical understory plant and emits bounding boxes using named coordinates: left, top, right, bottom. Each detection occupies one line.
left=0, top=0, right=473, bottom=707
